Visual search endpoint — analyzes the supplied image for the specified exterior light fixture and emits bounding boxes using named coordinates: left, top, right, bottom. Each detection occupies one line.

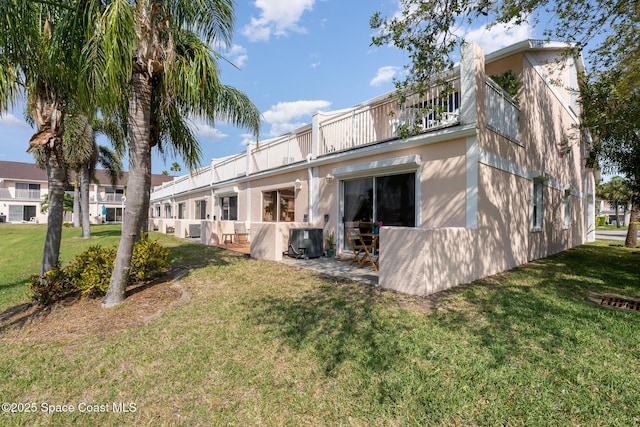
left=325, top=174, right=334, bottom=184
left=294, top=179, right=302, bottom=190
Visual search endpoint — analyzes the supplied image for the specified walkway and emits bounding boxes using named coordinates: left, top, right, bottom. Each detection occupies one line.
left=277, top=255, right=379, bottom=286
left=214, top=241, right=379, bottom=285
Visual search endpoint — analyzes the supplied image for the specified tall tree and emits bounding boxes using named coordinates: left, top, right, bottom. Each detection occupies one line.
left=370, top=0, right=638, bottom=95
left=88, top=0, right=261, bottom=307
left=0, top=1, right=86, bottom=275
left=596, top=176, right=633, bottom=228
left=581, top=71, right=639, bottom=247
left=64, top=114, right=124, bottom=238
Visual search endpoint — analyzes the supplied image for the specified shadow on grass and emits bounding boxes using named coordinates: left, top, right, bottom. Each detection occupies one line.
left=247, top=279, right=431, bottom=377
left=245, top=244, right=640, bottom=414
left=87, top=228, right=124, bottom=238
left=430, top=244, right=640, bottom=368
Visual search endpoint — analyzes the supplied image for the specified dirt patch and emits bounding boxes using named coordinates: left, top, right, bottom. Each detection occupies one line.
left=0, top=267, right=189, bottom=343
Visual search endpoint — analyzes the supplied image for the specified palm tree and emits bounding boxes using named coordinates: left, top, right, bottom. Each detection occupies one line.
left=64, top=114, right=125, bottom=238
left=89, top=1, right=261, bottom=307
left=0, top=1, right=86, bottom=275
left=597, top=176, right=632, bottom=228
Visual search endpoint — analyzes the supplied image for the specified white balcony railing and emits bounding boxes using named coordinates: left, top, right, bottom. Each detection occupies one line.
left=318, top=77, right=461, bottom=156
left=14, top=189, right=42, bottom=200
left=485, top=77, right=520, bottom=142
left=250, top=127, right=312, bottom=173
left=100, top=193, right=125, bottom=203
left=213, top=153, right=248, bottom=183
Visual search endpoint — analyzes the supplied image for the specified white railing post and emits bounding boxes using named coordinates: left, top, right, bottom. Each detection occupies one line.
left=311, top=112, right=319, bottom=159
left=460, top=42, right=484, bottom=124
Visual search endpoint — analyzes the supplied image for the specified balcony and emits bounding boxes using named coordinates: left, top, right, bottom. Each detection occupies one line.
left=0, top=188, right=42, bottom=200
left=100, top=193, right=125, bottom=203
left=150, top=67, right=521, bottom=198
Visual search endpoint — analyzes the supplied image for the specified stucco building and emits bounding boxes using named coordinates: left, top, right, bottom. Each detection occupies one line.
left=149, top=40, right=597, bottom=296
left=0, top=160, right=172, bottom=224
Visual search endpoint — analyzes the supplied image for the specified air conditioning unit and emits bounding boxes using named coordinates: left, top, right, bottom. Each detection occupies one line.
left=286, top=228, right=323, bottom=259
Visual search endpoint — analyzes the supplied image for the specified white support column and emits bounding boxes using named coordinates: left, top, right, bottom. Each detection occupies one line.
left=466, top=136, right=479, bottom=228
left=311, top=113, right=320, bottom=160
left=308, top=167, right=318, bottom=224
left=460, top=42, right=485, bottom=127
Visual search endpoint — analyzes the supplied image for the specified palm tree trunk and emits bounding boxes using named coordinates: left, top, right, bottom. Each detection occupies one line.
left=73, top=174, right=80, bottom=227
left=41, top=146, right=67, bottom=275
left=137, top=148, right=151, bottom=235
left=80, top=164, right=91, bottom=239
left=103, top=71, right=152, bottom=308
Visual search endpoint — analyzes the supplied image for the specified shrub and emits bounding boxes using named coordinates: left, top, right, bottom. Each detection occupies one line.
left=129, top=236, right=170, bottom=283
left=30, top=237, right=170, bottom=305
left=30, top=265, right=74, bottom=306
left=65, top=245, right=117, bottom=296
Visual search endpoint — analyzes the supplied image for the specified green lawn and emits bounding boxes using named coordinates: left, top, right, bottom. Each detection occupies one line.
left=0, top=224, right=639, bottom=425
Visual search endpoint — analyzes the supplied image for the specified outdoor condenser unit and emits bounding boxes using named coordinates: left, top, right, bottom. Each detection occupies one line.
left=287, top=228, right=323, bottom=259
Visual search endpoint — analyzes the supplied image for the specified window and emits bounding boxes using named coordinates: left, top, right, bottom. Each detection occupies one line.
left=8, top=205, right=36, bottom=222
left=155, top=206, right=160, bottom=218
left=343, top=173, right=415, bottom=226
left=563, top=189, right=571, bottom=229
left=105, top=187, right=124, bottom=202
left=262, top=188, right=295, bottom=222
left=178, top=203, right=186, bottom=219
left=164, top=204, right=172, bottom=219
left=15, top=183, right=41, bottom=199
left=531, top=179, right=544, bottom=231
left=342, top=172, right=416, bottom=247
left=220, top=196, right=238, bottom=220
left=105, top=207, right=124, bottom=222
left=195, top=200, right=207, bottom=220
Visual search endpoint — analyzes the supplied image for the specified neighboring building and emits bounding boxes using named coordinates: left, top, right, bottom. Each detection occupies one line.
left=149, top=40, right=597, bottom=297
left=595, top=198, right=631, bottom=226
left=0, top=160, right=173, bottom=224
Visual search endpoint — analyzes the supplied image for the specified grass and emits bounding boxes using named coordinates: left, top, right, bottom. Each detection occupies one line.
left=0, top=224, right=639, bottom=425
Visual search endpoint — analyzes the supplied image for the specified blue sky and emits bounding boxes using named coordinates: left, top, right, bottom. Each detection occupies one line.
left=0, top=0, right=537, bottom=174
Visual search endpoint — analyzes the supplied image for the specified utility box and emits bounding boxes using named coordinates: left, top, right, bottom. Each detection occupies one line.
left=189, top=224, right=201, bottom=239
left=287, top=228, right=323, bottom=259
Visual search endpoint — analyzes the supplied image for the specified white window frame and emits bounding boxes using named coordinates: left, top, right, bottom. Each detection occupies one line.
left=531, top=178, right=544, bottom=232
left=563, top=189, right=571, bottom=230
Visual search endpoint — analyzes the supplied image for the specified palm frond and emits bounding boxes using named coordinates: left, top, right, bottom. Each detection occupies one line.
left=97, top=144, right=123, bottom=188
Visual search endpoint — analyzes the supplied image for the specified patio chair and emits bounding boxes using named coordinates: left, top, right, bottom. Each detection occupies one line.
left=234, top=221, right=250, bottom=243
left=345, top=228, right=367, bottom=267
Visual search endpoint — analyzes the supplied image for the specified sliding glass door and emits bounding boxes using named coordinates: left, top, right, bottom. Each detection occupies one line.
left=341, top=172, right=416, bottom=247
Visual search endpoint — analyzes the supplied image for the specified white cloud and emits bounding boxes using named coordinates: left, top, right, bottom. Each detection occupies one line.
left=461, top=21, right=533, bottom=54
left=242, top=0, right=316, bottom=42
left=370, top=66, right=401, bottom=86
left=0, top=113, right=31, bottom=130
left=262, top=100, right=331, bottom=136
left=224, top=44, right=249, bottom=68
left=190, top=120, right=227, bottom=140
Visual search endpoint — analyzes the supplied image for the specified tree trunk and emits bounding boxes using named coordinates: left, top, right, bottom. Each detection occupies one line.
left=624, top=193, right=638, bottom=248
left=103, top=71, right=153, bottom=308
left=72, top=174, right=80, bottom=228
left=41, top=146, right=67, bottom=275
left=614, top=201, right=621, bottom=228
left=137, top=148, right=151, bottom=236
left=80, top=164, right=91, bottom=239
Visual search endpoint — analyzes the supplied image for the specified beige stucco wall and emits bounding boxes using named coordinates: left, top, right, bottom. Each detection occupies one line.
left=250, top=222, right=310, bottom=261
left=379, top=226, right=478, bottom=296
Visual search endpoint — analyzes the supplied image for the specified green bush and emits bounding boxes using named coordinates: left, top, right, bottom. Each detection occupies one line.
left=30, top=266, right=74, bottom=306
left=65, top=245, right=117, bottom=296
left=30, top=237, right=170, bottom=305
left=596, top=215, right=607, bottom=227
left=129, top=236, right=170, bottom=283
